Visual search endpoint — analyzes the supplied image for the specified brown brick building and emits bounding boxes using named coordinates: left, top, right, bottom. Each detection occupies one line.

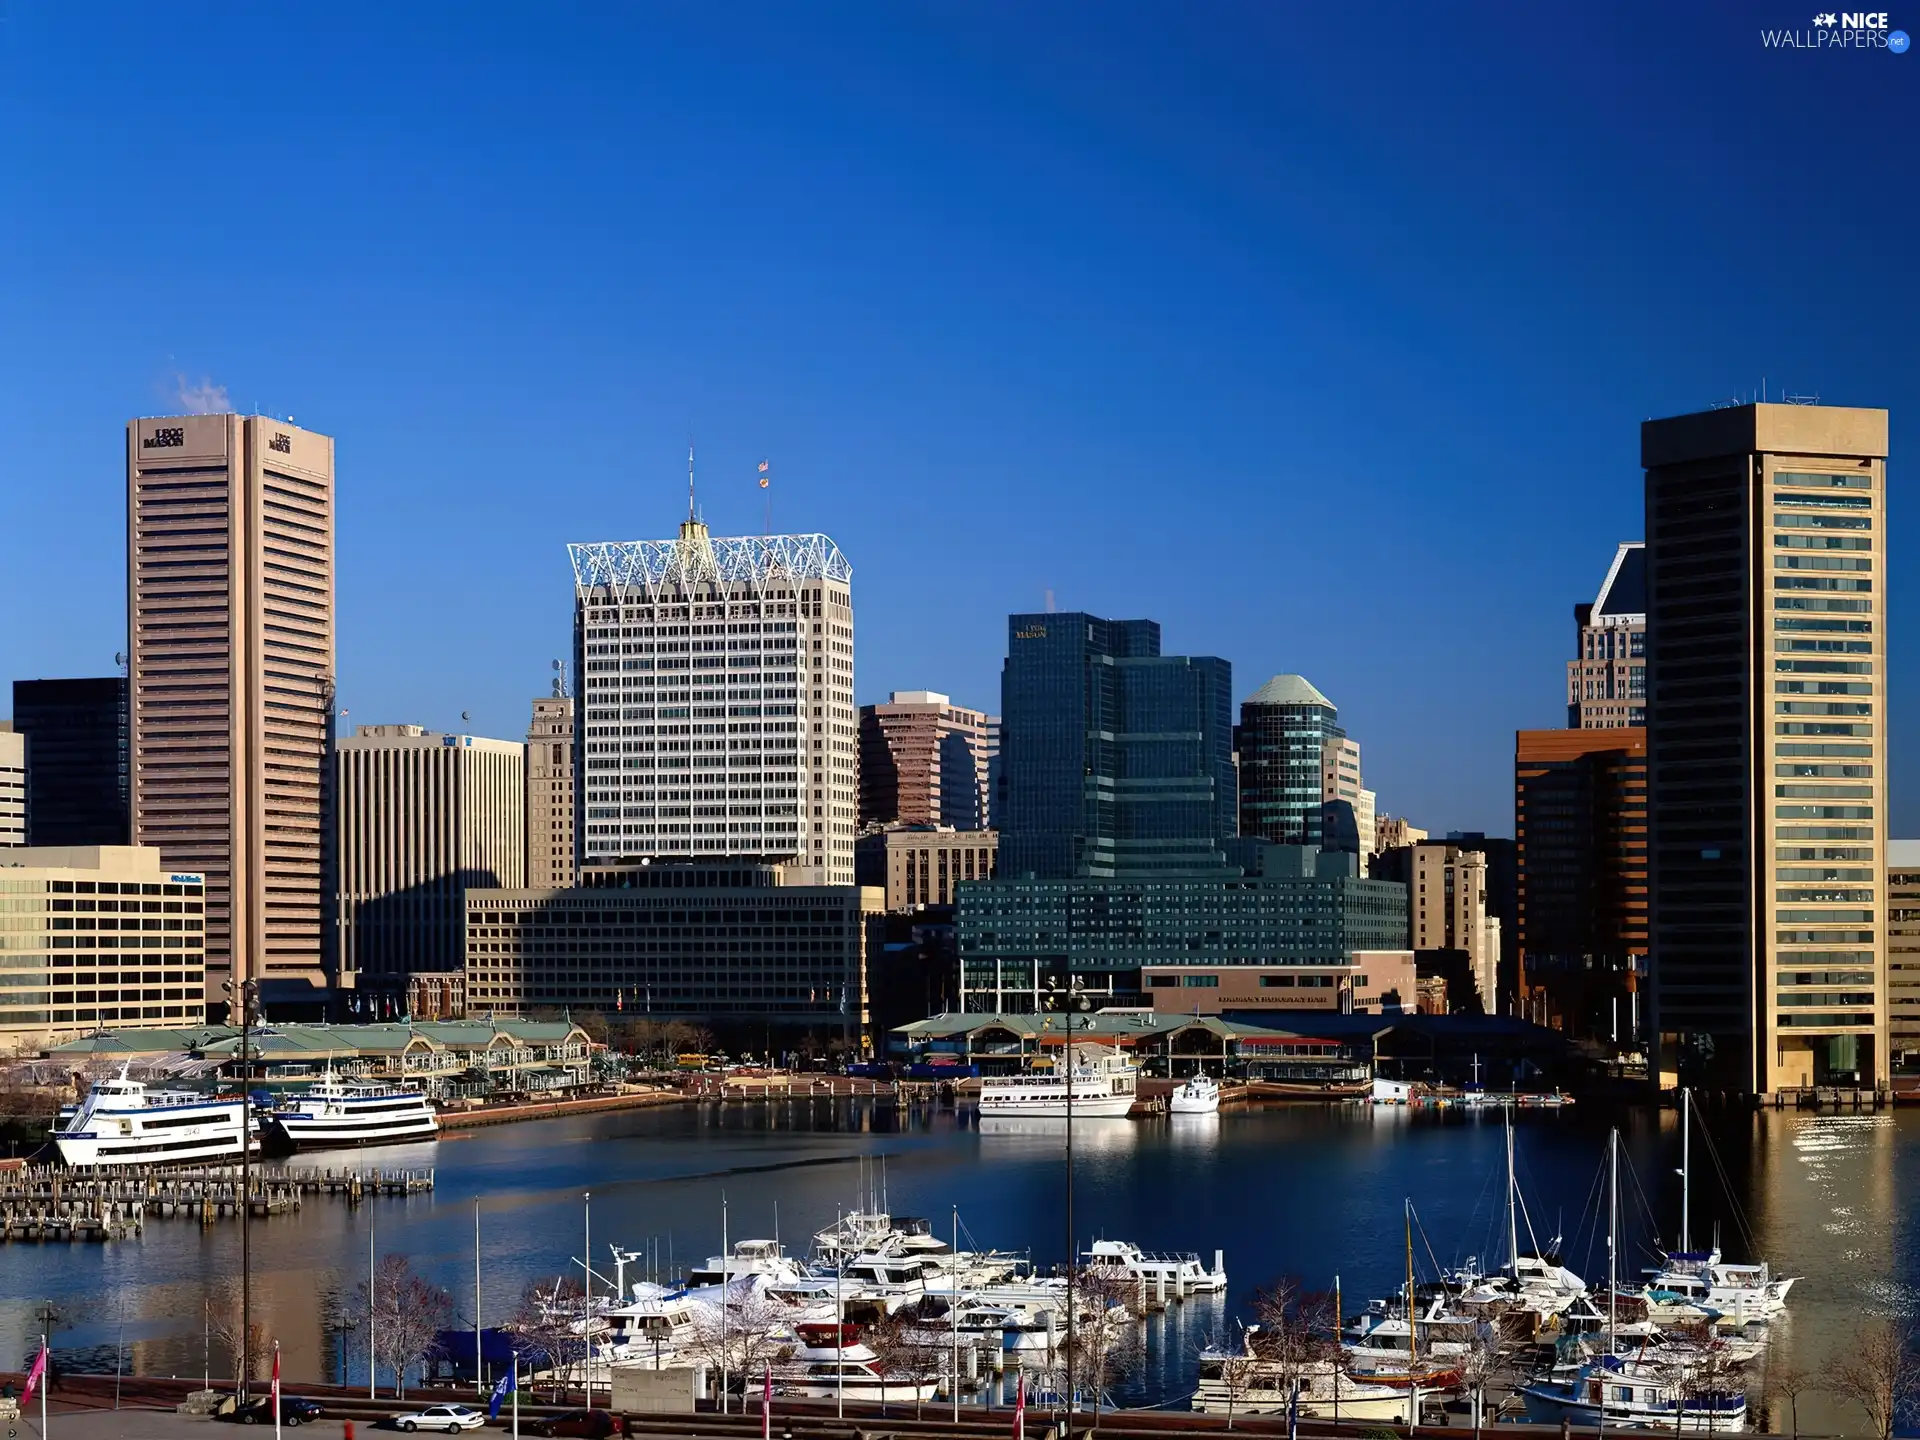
left=1515, top=727, right=1647, bottom=1043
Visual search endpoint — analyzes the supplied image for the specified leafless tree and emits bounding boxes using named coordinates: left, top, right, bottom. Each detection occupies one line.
left=509, top=1277, right=588, bottom=1401
left=1199, top=1322, right=1264, bottom=1429
left=1672, top=1341, right=1743, bottom=1439
left=1043, top=1269, right=1144, bottom=1429
left=682, top=1282, right=792, bottom=1405
left=1454, top=1321, right=1502, bottom=1438
left=1763, top=1356, right=1822, bottom=1440
left=1833, top=1318, right=1920, bottom=1440
left=867, top=1311, right=948, bottom=1417
left=1248, top=1276, right=1339, bottom=1406
left=355, top=1253, right=453, bottom=1399
left=204, top=1279, right=268, bottom=1384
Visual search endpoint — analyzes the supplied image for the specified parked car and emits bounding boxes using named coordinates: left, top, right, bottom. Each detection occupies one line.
left=223, top=1395, right=325, bottom=1426
left=391, top=1402, right=487, bottom=1432
left=531, top=1410, right=627, bottom=1438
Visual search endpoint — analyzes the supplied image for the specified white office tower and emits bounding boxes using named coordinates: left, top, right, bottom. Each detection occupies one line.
left=570, top=515, right=855, bottom=884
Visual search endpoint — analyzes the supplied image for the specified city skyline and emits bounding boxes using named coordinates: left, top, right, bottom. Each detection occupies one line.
left=2, top=4, right=1912, bottom=840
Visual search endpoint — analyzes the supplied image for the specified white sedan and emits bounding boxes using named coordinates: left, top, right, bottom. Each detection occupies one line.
left=391, top=1403, right=487, bottom=1433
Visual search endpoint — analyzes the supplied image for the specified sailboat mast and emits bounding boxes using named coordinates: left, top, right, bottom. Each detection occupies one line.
left=1405, top=1201, right=1417, bottom=1360
left=1505, top=1107, right=1520, bottom=1281
left=1608, top=1128, right=1618, bottom=1350
left=1680, top=1087, right=1691, bottom=1254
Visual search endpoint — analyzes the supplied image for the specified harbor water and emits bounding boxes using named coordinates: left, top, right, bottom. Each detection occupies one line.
left=1, top=1096, right=1913, bottom=1430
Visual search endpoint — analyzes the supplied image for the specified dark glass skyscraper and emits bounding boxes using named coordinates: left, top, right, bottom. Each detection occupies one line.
left=996, top=612, right=1235, bottom=879
left=1237, top=675, right=1341, bottom=846
left=10, top=677, right=129, bottom=847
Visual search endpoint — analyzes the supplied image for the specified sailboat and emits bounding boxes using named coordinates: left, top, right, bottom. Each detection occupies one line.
left=1521, top=1129, right=1751, bottom=1433
left=1449, top=1106, right=1588, bottom=1322
left=1641, top=1090, right=1797, bottom=1324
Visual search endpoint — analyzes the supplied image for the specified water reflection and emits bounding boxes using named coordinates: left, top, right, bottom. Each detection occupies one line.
left=0, top=1099, right=1912, bottom=1416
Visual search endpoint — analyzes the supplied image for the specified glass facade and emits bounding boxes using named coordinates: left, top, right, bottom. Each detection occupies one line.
left=955, top=846, right=1409, bottom=1011
left=11, top=678, right=129, bottom=847
left=1237, top=676, right=1342, bottom=846
left=995, top=613, right=1235, bottom=879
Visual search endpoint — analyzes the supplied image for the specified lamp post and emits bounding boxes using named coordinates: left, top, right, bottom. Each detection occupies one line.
left=328, top=1316, right=358, bottom=1388
left=222, top=976, right=259, bottom=1399
left=1042, top=975, right=1090, bottom=1430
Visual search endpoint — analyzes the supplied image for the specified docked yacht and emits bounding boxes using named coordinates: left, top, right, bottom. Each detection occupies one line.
left=1084, top=1239, right=1229, bottom=1294
left=1169, top=1074, right=1221, bottom=1114
left=1194, top=1348, right=1425, bottom=1421
left=54, top=1066, right=256, bottom=1167
left=1520, top=1355, right=1748, bottom=1432
left=265, top=1069, right=437, bottom=1150
left=776, top=1336, right=942, bottom=1403
left=977, top=1049, right=1138, bottom=1118
left=686, top=1238, right=811, bottom=1289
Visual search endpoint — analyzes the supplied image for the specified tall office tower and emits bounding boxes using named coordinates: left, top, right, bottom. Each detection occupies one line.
left=335, top=726, right=524, bottom=990
left=11, top=678, right=129, bottom=846
left=1568, top=542, right=1647, bottom=728
left=996, top=613, right=1235, bottom=880
left=1238, top=675, right=1342, bottom=847
left=526, top=694, right=576, bottom=889
left=1889, top=841, right=1920, bottom=1070
left=128, top=415, right=336, bottom=1012
left=1318, top=734, right=1376, bottom=861
left=570, top=513, right=855, bottom=884
left=1515, top=728, right=1648, bottom=1040
left=1405, top=841, right=1502, bottom=1013
left=0, top=728, right=24, bottom=846
left=857, top=690, right=990, bottom=830
left=1644, top=403, right=1888, bottom=1093
left=982, top=716, right=1002, bottom=827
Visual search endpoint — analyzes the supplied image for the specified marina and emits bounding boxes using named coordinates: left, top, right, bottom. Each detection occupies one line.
left=0, top=1093, right=1907, bottom=1434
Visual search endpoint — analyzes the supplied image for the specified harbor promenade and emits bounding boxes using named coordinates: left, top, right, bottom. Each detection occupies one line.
left=0, top=1374, right=1807, bottom=1438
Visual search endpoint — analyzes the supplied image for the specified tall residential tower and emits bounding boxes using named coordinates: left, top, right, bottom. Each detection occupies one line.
left=1567, top=542, right=1647, bottom=728
left=526, top=694, right=575, bottom=889
left=1644, top=403, right=1888, bottom=1093
left=127, top=415, right=336, bottom=1012
left=570, top=514, right=855, bottom=883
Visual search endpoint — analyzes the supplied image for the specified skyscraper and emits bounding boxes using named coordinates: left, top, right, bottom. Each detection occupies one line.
left=1238, top=675, right=1342, bottom=847
left=335, top=725, right=524, bottom=991
left=128, top=414, right=336, bottom=1013
left=1644, top=402, right=1888, bottom=1093
left=570, top=512, right=855, bottom=883
left=995, top=612, right=1234, bottom=879
left=10, top=678, right=129, bottom=847
left=857, top=690, right=990, bottom=830
left=526, top=694, right=575, bottom=889
left=1515, top=727, right=1647, bottom=1040
left=1567, top=542, right=1647, bottom=728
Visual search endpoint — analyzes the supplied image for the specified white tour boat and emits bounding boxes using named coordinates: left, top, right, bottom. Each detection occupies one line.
left=266, top=1069, right=438, bottom=1150
left=1170, top=1074, right=1222, bottom=1114
left=977, top=1048, right=1138, bottom=1118
left=54, top=1066, right=255, bottom=1167
left=1195, top=1349, right=1426, bottom=1421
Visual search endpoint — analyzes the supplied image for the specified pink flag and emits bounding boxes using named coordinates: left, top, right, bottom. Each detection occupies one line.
left=762, top=1361, right=772, bottom=1440
left=1013, top=1370, right=1025, bottom=1440
left=20, top=1342, right=46, bottom=1406
left=272, top=1340, right=282, bottom=1409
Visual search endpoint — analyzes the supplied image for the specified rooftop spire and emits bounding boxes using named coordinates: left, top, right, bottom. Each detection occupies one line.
left=687, top=439, right=696, bottom=522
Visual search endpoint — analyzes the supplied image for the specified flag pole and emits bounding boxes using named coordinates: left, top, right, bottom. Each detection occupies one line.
left=40, top=1335, right=48, bottom=1438
left=273, top=1340, right=282, bottom=1440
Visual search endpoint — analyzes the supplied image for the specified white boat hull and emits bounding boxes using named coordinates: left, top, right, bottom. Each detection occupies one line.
left=268, top=1111, right=438, bottom=1149
left=1170, top=1095, right=1220, bottom=1115
left=54, top=1103, right=254, bottom=1168
left=978, top=1094, right=1134, bottom=1118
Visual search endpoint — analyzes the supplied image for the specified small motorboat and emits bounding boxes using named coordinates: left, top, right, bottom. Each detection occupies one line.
left=1170, top=1074, right=1221, bottom=1114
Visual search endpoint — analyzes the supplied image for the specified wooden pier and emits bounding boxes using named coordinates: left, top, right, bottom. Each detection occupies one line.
left=0, top=1162, right=433, bottom=1243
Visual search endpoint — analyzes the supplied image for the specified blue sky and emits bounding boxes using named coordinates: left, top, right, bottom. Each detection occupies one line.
left=2, top=2, right=1913, bottom=835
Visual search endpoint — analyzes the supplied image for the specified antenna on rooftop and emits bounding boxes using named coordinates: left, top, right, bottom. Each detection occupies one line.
left=687, top=438, right=697, bottom=522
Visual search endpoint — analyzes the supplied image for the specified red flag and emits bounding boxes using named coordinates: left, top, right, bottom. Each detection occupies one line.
left=272, top=1341, right=282, bottom=1412
left=20, top=1341, right=46, bottom=1406
left=762, top=1362, right=772, bottom=1440
left=1013, top=1370, right=1025, bottom=1440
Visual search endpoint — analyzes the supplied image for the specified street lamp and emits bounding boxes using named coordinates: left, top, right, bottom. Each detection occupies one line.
left=1041, top=974, right=1091, bottom=1428
left=221, top=976, right=260, bottom=1399
left=328, top=1315, right=359, bottom=1388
